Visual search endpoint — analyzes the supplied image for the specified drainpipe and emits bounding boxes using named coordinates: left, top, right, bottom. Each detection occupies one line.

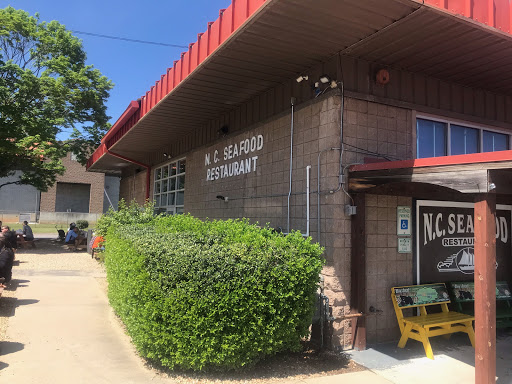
left=106, top=149, right=151, bottom=201
left=306, top=165, right=311, bottom=237
left=287, top=97, right=296, bottom=234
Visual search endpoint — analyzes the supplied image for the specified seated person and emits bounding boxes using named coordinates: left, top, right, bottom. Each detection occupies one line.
left=22, top=221, right=34, bottom=241
left=0, top=237, right=15, bottom=287
left=1, top=226, right=17, bottom=251
left=65, top=227, right=85, bottom=250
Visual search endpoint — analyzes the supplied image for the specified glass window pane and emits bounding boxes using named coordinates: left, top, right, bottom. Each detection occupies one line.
left=483, top=131, right=509, bottom=152
left=177, top=191, right=184, bottom=205
left=175, top=206, right=184, bottom=215
left=155, top=181, right=161, bottom=194
left=169, top=178, right=176, bottom=191
left=162, top=180, right=168, bottom=193
left=451, top=125, right=479, bottom=155
left=162, top=165, right=169, bottom=179
left=177, top=175, right=185, bottom=190
left=178, top=159, right=186, bottom=174
left=154, top=194, right=160, bottom=207
left=417, top=119, right=447, bottom=158
left=170, top=162, right=177, bottom=176
left=168, top=193, right=175, bottom=206
left=155, top=169, right=161, bottom=180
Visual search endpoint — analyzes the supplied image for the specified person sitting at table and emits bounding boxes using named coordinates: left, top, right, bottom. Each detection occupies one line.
left=65, top=227, right=85, bottom=250
left=1, top=226, right=17, bottom=251
left=22, top=221, right=34, bottom=241
left=0, top=237, right=15, bottom=287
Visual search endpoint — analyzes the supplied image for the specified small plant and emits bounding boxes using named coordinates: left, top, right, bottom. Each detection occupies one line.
left=75, top=220, right=89, bottom=230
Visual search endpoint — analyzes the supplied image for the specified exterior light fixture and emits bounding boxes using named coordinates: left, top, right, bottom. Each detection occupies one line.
left=216, top=195, right=229, bottom=202
left=296, top=75, right=309, bottom=83
left=163, top=152, right=169, bottom=157
left=319, top=75, right=330, bottom=84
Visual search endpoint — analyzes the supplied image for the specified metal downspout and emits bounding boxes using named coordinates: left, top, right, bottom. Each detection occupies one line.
left=287, top=97, right=296, bottom=234
left=106, top=149, right=151, bottom=201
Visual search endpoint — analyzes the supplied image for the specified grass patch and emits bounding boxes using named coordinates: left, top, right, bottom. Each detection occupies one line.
left=2, top=222, right=69, bottom=234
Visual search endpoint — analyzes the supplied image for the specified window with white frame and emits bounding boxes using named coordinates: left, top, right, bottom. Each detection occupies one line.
left=416, top=117, right=511, bottom=159
left=153, top=159, right=185, bottom=215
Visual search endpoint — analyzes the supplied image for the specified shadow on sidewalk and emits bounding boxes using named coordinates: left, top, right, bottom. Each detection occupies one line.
left=0, top=341, right=24, bottom=358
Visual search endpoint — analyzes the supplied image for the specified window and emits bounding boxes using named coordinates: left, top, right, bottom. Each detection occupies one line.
left=450, top=125, right=479, bottom=155
left=153, top=159, right=185, bottom=214
left=483, top=131, right=509, bottom=152
left=417, top=117, right=510, bottom=159
left=417, top=119, right=446, bottom=158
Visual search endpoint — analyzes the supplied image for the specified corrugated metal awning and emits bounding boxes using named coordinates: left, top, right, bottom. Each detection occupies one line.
left=88, top=0, right=512, bottom=172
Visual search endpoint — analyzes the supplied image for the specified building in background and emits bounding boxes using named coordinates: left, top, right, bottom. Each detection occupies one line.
left=86, top=0, right=512, bottom=354
left=0, top=152, right=119, bottom=224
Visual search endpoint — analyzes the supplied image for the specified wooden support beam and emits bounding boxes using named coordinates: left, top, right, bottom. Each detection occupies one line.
left=474, top=193, right=497, bottom=384
left=350, top=193, right=366, bottom=351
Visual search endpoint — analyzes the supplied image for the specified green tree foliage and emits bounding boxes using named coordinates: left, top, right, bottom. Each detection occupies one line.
left=0, top=6, right=113, bottom=191
left=101, top=209, right=325, bottom=371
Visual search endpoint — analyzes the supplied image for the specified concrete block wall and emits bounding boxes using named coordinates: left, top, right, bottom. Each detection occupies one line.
left=365, top=194, right=414, bottom=344
left=342, top=98, right=413, bottom=164
left=40, top=153, right=105, bottom=214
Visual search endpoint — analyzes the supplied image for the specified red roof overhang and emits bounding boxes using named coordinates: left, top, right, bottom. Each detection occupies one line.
left=348, top=150, right=512, bottom=194
left=87, top=0, right=512, bottom=173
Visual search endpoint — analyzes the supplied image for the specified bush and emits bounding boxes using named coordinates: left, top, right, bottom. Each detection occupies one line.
left=96, top=199, right=156, bottom=238
left=75, top=220, right=89, bottom=230
left=104, top=213, right=324, bottom=371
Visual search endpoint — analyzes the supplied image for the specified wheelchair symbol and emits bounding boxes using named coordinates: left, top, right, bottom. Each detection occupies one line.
left=401, top=220, right=408, bottom=230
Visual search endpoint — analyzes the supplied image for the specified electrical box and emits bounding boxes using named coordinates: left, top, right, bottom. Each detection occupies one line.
left=345, top=204, right=357, bottom=216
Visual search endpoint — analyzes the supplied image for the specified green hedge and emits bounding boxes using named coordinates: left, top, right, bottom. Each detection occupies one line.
left=103, top=211, right=324, bottom=371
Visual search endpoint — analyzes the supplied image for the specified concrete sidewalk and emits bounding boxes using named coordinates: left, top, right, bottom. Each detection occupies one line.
left=0, top=260, right=389, bottom=384
left=0, top=270, right=171, bottom=384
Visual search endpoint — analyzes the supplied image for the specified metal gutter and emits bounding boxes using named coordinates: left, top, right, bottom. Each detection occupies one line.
left=106, top=149, right=151, bottom=201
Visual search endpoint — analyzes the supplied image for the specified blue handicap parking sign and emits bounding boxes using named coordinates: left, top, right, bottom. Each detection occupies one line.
left=401, top=219, right=408, bottom=230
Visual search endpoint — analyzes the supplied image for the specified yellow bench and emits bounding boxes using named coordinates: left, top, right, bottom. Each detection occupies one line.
left=391, top=283, right=475, bottom=359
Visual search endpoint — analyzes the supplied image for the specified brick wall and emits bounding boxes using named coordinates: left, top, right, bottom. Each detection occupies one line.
left=40, top=153, right=105, bottom=214
left=365, top=194, right=414, bottom=344
left=343, top=98, right=413, bottom=164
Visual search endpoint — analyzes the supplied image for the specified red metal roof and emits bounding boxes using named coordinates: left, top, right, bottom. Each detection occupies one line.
left=87, top=0, right=512, bottom=170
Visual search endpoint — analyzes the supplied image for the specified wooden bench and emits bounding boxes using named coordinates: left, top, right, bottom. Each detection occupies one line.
left=448, top=281, right=512, bottom=328
left=391, top=283, right=475, bottom=359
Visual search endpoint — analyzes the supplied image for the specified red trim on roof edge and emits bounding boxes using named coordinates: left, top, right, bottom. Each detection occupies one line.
left=101, top=100, right=140, bottom=145
left=88, top=0, right=512, bottom=171
left=88, top=0, right=267, bottom=170
left=422, top=0, right=512, bottom=34
left=350, top=150, right=512, bottom=173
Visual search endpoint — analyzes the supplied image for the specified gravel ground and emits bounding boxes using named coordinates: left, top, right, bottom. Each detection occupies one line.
left=0, top=236, right=364, bottom=383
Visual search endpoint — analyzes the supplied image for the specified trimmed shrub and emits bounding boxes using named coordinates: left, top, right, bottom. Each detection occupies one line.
left=104, top=214, right=324, bottom=371
left=75, top=220, right=89, bottom=230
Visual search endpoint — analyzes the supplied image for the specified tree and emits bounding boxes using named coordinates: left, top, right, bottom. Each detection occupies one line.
left=0, top=6, right=113, bottom=191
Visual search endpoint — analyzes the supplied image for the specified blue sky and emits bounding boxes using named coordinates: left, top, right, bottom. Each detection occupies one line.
left=1, top=0, right=232, bottom=138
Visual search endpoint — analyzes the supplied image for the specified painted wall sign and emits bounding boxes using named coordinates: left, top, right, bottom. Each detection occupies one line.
left=398, top=237, right=412, bottom=253
left=397, top=206, right=411, bottom=235
left=416, top=200, right=512, bottom=283
left=204, top=134, right=264, bottom=181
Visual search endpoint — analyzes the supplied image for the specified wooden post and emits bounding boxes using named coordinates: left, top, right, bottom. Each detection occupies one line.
left=350, top=193, right=366, bottom=351
left=474, top=193, right=496, bottom=384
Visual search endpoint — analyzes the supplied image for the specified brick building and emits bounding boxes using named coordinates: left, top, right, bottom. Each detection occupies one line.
left=87, top=0, right=512, bottom=359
